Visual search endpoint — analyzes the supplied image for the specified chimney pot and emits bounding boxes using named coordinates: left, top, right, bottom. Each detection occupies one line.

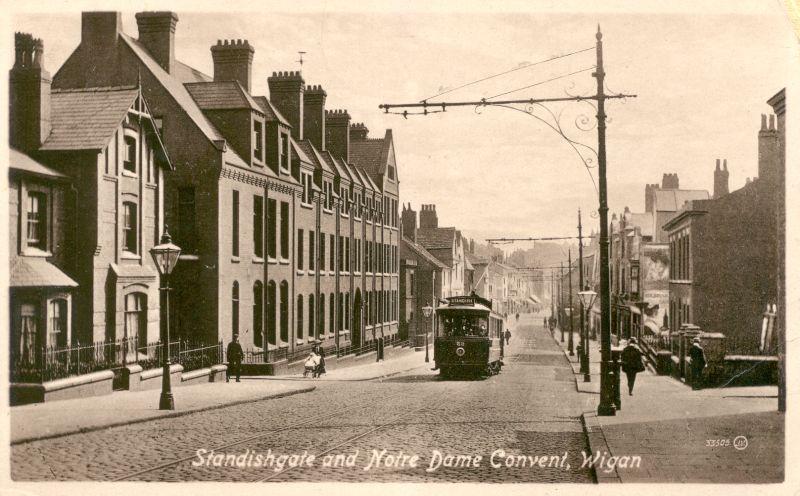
left=10, top=31, right=52, bottom=151
left=268, top=70, right=306, bottom=140
left=211, top=38, right=255, bottom=92
left=304, top=82, right=327, bottom=150
left=135, top=11, right=178, bottom=73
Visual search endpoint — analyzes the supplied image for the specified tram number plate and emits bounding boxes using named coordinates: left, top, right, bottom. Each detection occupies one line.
left=455, top=341, right=465, bottom=347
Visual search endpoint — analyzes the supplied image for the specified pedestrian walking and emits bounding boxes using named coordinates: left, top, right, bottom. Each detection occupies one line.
left=543, top=317, right=548, bottom=328
left=226, top=333, right=243, bottom=382
left=515, top=313, right=519, bottom=322
left=689, top=338, right=707, bottom=390
left=314, top=341, right=327, bottom=378
left=504, top=329, right=512, bottom=345
left=620, top=337, right=645, bottom=395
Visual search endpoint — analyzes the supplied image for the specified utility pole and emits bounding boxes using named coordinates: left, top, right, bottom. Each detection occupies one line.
left=594, top=28, right=616, bottom=416
left=578, top=209, right=590, bottom=381
left=568, top=248, right=575, bottom=356
left=378, top=27, right=632, bottom=417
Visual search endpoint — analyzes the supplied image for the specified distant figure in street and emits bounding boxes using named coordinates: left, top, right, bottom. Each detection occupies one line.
left=516, top=313, right=519, bottom=322
left=689, top=338, right=707, bottom=390
left=504, top=329, right=512, bottom=345
left=314, top=342, right=327, bottom=378
left=304, top=350, right=320, bottom=378
left=544, top=317, right=548, bottom=328
left=226, top=333, right=243, bottom=383
left=621, top=337, right=645, bottom=395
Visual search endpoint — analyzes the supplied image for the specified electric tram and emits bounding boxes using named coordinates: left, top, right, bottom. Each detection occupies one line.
left=434, top=293, right=505, bottom=378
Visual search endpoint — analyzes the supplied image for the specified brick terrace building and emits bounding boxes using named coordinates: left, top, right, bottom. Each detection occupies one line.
left=9, top=32, right=172, bottom=355
left=47, top=11, right=400, bottom=364
left=399, top=203, right=446, bottom=347
left=664, top=98, right=784, bottom=355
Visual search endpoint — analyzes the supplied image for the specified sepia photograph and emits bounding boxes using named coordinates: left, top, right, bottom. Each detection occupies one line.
left=2, top=0, right=798, bottom=490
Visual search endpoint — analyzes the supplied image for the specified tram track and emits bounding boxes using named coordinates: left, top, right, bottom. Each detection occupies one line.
left=254, top=390, right=451, bottom=482
left=113, top=388, right=412, bottom=481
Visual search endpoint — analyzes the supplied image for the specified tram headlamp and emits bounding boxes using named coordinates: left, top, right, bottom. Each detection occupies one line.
left=456, top=347, right=466, bottom=357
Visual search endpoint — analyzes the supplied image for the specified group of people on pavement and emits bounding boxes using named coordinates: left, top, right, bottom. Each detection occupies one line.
left=620, top=336, right=707, bottom=395
left=304, top=343, right=327, bottom=378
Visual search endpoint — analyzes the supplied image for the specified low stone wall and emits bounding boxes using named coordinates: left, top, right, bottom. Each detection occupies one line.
left=128, top=364, right=184, bottom=392
left=10, top=370, right=114, bottom=406
left=181, top=365, right=228, bottom=386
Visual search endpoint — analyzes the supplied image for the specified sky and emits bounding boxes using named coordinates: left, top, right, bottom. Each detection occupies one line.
left=7, top=1, right=798, bottom=246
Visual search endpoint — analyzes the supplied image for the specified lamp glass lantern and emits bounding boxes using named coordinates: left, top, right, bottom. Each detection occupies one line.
left=422, top=305, right=434, bottom=318
left=578, top=289, right=598, bottom=312
left=150, top=231, right=182, bottom=277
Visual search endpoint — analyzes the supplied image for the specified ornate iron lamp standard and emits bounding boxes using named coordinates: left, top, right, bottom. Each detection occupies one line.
left=422, top=303, right=434, bottom=363
left=150, top=228, right=181, bottom=411
left=578, top=287, right=598, bottom=383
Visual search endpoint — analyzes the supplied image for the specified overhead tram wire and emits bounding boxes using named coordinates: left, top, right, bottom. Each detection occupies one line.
left=421, top=46, right=595, bottom=103
left=486, top=235, right=598, bottom=243
left=486, top=66, right=596, bottom=100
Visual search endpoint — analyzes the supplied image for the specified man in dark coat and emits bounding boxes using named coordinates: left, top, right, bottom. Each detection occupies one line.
left=504, top=329, right=512, bottom=345
left=314, top=341, right=326, bottom=378
left=689, top=338, right=707, bottom=390
left=621, top=337, right=645, bottom=395
left=226, top=333, right=244, bottom=382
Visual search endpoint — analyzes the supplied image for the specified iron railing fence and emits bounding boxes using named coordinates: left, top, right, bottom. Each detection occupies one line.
left=10, top=337, right=223, bottom=383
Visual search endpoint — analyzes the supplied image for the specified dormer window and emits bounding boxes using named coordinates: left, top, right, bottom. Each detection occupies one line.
left=123, top=135, right=137, bottom=175
left=253, top=120, right=264, bottom=164
left=388, top=164, right=395, bottom=180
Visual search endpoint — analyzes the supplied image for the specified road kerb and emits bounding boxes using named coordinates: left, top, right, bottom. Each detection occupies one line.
left=12, top=385, right=316, bottom=446
left=581, top=411, right=622, bottom=483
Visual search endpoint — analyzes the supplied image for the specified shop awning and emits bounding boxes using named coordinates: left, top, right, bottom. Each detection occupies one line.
left=10, top=257, right=78, bottom=288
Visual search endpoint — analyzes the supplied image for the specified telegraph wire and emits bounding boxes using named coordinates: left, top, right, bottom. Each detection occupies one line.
left=421, top=46, right=594, bottom=103
left=487, top=66, right=596, bottom=100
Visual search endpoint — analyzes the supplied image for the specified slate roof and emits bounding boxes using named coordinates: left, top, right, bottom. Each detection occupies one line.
left=10, top=257, right=78, bottom=288
left=416, top=227, right=457, bottom=250
left=350, top=137, right=386, bottom=183
left=40, top=87, right=139, bottom=151
left=653, top=189, right=709, bottom=212
left=296, top=141, right=333, bottom=174
left=351, top=165, right=374, bottom=193
left=120, top=33, right=248, bottom=168
left=290, top=137, right=314, bottom=165
left=172, top=60, right=212, bottom=83
left=402, top=236, right=446, bottom=269
left=184, top=81, right=263, bottom=113
left=253, top=96, right=291, bottom=127
left=625, top=212, right=654, bottom=238
left=325, top=152, right=353, bottom=182
left=9, top=148, right=67, bottom=178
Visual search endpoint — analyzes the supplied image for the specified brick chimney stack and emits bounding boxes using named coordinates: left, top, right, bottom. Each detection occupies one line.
left=758, top=113, right=780, bottom=186
left=419, top=204, right=438, bottom=229
left=401, top=203, right=417, bottom=242
left=211, top=39, right=254, bottom=93
left=350, top=122, right=369, bottom=141
left=644, top=183, right=659, bottom=213
left=268, top=71, right=305, bottom=140
left=661, top=173, right=679, bottom=189
left=713, top=158, right=729, bottom=199
left=325, top=109, right=351, bottom=161
left=303, top=84, right=326, bottom=150
left=135, top=12, right=178, bottom=73
left=9, top=32, right=51, bottom=152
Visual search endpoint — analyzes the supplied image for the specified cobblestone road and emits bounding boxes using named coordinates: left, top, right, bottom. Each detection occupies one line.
left=11, top=315, right=594, bottom=483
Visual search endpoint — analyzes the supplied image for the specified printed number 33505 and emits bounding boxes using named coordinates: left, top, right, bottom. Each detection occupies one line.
left=705, top=439, right=731, bottom=447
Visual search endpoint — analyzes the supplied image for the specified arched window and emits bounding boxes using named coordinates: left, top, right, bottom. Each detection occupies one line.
left=254, top=282, right=263, bottom=348
left=267, top=281, right=276, bottom=345
left=125, top=292, right=147, bottom=345
left=232, top=282, right=240, bottom=337
left=319, top=295, right=325, bottom=336
left=329, top=293, right=335, bottom=336
left=297, top=294, right=304, bottom=340
left=48, top=298, right=68, bottom=348
left=280, top=281, right=289, bottom=343
left=308, top=294, right=315, bottom=339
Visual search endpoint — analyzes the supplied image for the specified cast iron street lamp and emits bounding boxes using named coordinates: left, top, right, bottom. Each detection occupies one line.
left=422, top=303, right=433, bottom=363
left=578, top=287, right=598, bottom=383
left=150, top=228, right=181, bottom=410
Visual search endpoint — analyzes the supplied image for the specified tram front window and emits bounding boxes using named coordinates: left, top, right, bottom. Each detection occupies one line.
left=441, top=314, right=489, bottom=337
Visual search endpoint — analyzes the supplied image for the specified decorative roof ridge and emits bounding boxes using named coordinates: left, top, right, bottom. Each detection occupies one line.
left=51, top=85, right=138, bottom=93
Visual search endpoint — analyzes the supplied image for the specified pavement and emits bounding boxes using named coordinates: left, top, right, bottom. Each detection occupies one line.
left=553, top=325, right=784, bottom=483
left=10, top=347, right=428, bottom=445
